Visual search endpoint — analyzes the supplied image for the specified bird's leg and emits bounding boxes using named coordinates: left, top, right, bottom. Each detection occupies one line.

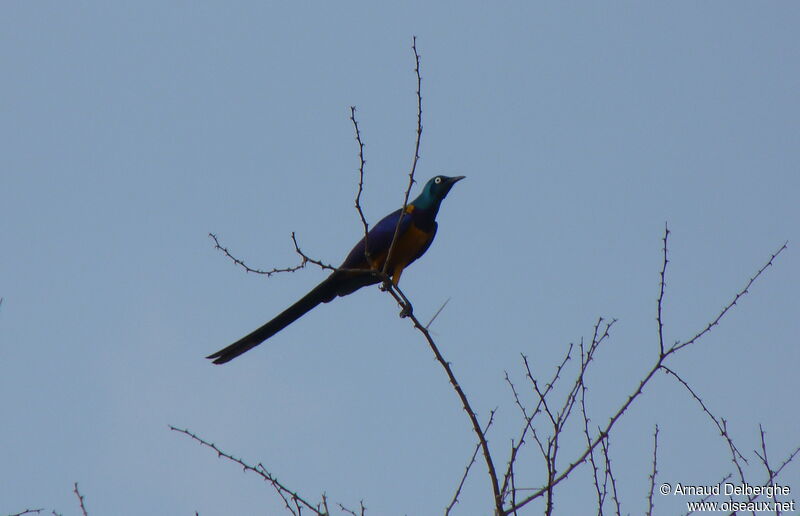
left=382, top=264, right=403, bottom=292
left=391, top=267, right=413, bottom=317
left=399, top=300, right=413, bottom=318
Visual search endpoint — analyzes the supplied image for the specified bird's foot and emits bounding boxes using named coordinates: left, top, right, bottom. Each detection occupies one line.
left=399, top=302, right=413, bottom=318
left=380, top=280, right=391, bottom=292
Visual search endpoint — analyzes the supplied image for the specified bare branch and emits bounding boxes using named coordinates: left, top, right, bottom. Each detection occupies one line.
left=209, top=232, right=310, bottom=276
left=350, top=106, right=370, bottom=261
left=657, top=223, right=669, bottom=356
left=446, top=410, right=496, bottom=515
left=755, top=425, right=782, bottom=512
left=646, top=425, right=659, bottom=516
left=7, top=510, right=45, bottom=516
left=382, top=282, right=503, bottom=514
left=662, top=366, right=748, bottom=481
left=600, top=435, right=622, bottom=516
left=729, top=443, right=800, bottom=516
left=382, top=36, right=424, bottom=278
left=506, top=236, right=787, bottom=514
left=501, top=345, right=573, bottom=504
left=169, top=425, right=325, bottom=515
left=337, top=500, right=366, bottom=516
left=684, top=473, right=732, bottom=516
left=289, top=232, right=337, bottom=271
left=73, top=483, right=88, bottom=516
left=580, top=342, right=604, bottom=514
left=668, top=242, right=787, bottom=355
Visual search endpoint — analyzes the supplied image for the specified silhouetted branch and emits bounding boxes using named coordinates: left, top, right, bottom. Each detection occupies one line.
left=657, top=223, right=669, bottom=355
left=580, top=354, right=604, bottom=514
left=350, top=106, right=370, bottom=261
left=337, top=500, right=366, bottom=516
left=683, top=473, right=732, bottom=516
left=662, top=366, right=748, bottom=481
left=197, top=40, right=797, bottom=516
left=501, top=345, right=573, bottom=506
left=506, top=228, right=789, bottom=515
left=209, top=232, right=310, bottom=276
left=382, top=36, right=423, bottom=278
left=7, top=510, right=44, bottom=516
left=727, top=443, right=800, bottom=516
left=668, top=241, right=787, bottom=355
left=169, top=426, right=326, bottom=515
left=446, top=410, right=496, bottom=515
left=384, top=281, right=503, bottom=514
left=600, top=435, right=622, bottom=516
left=73, top=483, right=88, bottom=516
left=646, top=425, right=659, bottom=516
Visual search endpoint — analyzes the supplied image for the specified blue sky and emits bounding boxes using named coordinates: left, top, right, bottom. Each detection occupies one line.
left=2, top=2, right=799, bottom=515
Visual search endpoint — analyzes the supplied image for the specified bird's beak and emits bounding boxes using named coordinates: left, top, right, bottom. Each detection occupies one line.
left=448, top=175, right=466, bottom=185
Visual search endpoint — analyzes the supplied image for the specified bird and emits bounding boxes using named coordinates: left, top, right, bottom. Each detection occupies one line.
left=206, top=175, right=465, bottom=364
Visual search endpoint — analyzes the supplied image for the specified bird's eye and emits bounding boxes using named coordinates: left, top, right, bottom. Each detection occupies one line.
left=434, top=177, right=442, bottom=184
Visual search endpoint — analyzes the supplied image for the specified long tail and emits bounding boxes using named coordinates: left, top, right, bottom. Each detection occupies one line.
left=207, top=275, right=342, bottom=364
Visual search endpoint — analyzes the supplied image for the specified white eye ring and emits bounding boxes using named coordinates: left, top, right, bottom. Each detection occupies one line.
left=435, top=177, right=442, bottom=184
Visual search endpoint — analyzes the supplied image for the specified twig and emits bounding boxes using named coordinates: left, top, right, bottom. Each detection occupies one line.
left=337, top=500, right=366, bottom=516
left=500, top=345, right=573, bottom=504
left=729, top=443, right=800, bottom=516
left=209, top=232, right=309, bottom=276
left=646, top=425, right=659, bottom=516
left=668, top=242, right=787, bottom=355
left=425, top=297, right=451, bottom=329
left=8, top=510, right=44, bottom=516
left=662, top=366, right=748, bottom=481
left=683, top=473, right=732, bottom=516
left=73, top=483, right=88, bottom=516
left=382, top=283, right=503, bottom=514
left=382, top=36, right=423, bottom=279
left=506, top=233, right=786, bottom=514
left=169, top=426, right=324, bottom=515
left=289, top=232, right=337, bottom=271
left=657, top=223, right=669, bottom=356
left=755, top=425, right=780, bottom=513
left=350, top=106, right=371, bottom=261
left=446, top=410, right=496, bottom=515
left=600, top=435, right=622, bottom=516
left=580, top=340, right=604, bottom=514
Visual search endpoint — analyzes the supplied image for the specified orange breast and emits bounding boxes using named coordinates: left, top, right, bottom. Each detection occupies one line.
left=386, top=223, right=432, bottom=269
left=368, top=223, right=432, bottom=273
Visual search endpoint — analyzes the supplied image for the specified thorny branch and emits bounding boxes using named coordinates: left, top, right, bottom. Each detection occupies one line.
left=336, top=500, right=366, bottom=516
left=382, top=36, right=423, bottom=279
left=646, top=425, right=659, bottom=516
left=600, top=435, right=622, bottom=516
left=209, top=232, right=310, bottom=276
left=73, top=483, right=88, bottom=516
left=662, top=366, right=748, bottom=482
left=169, top=426, right=326, bottom=516
left=503, top=229, right=791, bottom=515
left=446, top=410, right=496, bottom=515
left=350, top=106, right=370, bottom=261
left=200, top=39, right=797, bottom=516
left=382, top=281, right=504, bottom=514
left=667, top=241, right=788, bottom=355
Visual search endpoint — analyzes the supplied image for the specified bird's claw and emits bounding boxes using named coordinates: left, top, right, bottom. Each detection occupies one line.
left=399, top=303, right=413, bottom=318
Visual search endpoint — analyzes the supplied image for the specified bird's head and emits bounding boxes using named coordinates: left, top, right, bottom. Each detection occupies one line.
left=413, top=175, right=465, bottom=210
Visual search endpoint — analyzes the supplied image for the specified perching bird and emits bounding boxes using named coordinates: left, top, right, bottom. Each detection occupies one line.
left=207, top=175, right=465, bottom=364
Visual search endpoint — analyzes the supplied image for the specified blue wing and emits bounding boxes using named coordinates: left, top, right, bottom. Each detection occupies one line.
left=340, top=208, right=411, bottom=269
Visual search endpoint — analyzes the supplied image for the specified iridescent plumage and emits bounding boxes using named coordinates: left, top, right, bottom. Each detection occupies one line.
left=207, top=175, right=464, bottom=364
